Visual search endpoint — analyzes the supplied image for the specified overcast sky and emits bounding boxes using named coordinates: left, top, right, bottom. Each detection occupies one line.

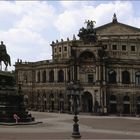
left=0, top=1, right=140, bottom=70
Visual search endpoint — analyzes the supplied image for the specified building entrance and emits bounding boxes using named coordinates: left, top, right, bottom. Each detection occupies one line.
left=82, top=92, right=93, bottom=112
left=123, top=96, right=130, bottom=114
left=109, top=95, right=117, bottom=114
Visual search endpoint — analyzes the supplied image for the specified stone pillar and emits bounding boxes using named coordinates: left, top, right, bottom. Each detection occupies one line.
left=46, top=69, right=49, bottom=82
left=117, top=67, right=119, bottom=83
left=96, top=66, right=98, bottom=82
left=99, top=65, right=101, bottom=82
left=77, top=66, right=79, bottom=81
left=103, top=64, right=106, bottom=84
left=40, top=70, right=42, bottom=83
left=119, top=68, right=122, bottom=85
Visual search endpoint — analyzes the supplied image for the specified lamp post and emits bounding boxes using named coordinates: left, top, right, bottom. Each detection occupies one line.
left=67, top=41, right=84, bottom=138
left=67, top=81, right=83, bottom=138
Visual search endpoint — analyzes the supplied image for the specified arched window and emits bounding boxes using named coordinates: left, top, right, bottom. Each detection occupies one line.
left=108, top=70, right=116, bottom=84
left=58, top=70, right=64, bottom=82
left=110, top=95, right=117, bottom=102
left=122, top=71, right=130, bottom=84
left=42, top=70, right=46, bottom=83
left=123, top=95, right=130, bottom=102
left=49, top=70, right=54, bottom=82
left=136, top=72, right=140, bottom=85
left=37, top=71, right=40, bottom=83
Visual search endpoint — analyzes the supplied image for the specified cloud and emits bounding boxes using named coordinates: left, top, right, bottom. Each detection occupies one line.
left=0, top=1, right=140, bottom=71
left=0, top=1, right=55, bottom=70
left=0, top=28, right=50, bottom=70
left=55, top=1, right=135, bottom=39
left=16, top=1, right=56, bottom=32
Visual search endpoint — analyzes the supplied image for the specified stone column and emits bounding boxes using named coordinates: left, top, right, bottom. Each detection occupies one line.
left=119, top=68, right=122, bottom=85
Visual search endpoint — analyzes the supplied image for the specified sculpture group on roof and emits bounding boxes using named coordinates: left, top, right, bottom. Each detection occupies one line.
left=78, top=20, right=97, bottom=44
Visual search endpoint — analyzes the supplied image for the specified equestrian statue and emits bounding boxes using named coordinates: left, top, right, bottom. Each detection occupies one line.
left=0, top=41, right=11, bottom=71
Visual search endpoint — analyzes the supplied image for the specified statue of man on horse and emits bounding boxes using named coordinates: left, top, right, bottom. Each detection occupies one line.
left=0, top=41, right=11, bottom=71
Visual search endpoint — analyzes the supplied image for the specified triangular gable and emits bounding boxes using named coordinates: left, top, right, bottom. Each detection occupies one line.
left=95, top=22, right=140, bottom=35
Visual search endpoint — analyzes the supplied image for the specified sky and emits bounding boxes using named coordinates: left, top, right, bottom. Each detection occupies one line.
left=0, top=0, right=140, bottom=70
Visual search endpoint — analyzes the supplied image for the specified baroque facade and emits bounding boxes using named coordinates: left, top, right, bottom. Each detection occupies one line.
left=15, top=14, right=140, bottom=115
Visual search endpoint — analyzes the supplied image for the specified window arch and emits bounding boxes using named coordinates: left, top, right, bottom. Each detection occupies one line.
left=122, top=70, right=130, bottom=84
left=109, top=95, right=117, bottom=102
left=108, top=70, right=116, bottom=84
left=58, top=70, right=64, bottom=82
left=49, top=70, right=54, bottom=82
left=42, top=70, right=46, bottom=83
left=136, top=72, right=140, bottom=85
left=37, top=71, right=40, bottom=83
left=123, top=95, right=130, bottom=102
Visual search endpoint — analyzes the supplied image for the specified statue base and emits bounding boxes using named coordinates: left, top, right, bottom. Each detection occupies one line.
left=0, top=71, right=34, bottom=123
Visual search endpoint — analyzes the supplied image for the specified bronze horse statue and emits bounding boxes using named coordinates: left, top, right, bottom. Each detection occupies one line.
left=0, top=53, right=11, bottom=70
left=0, top=41, right=11, bottom=71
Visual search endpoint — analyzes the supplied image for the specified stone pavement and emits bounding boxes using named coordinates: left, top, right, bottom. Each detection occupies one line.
left=0, top=111, right=140, bottom=139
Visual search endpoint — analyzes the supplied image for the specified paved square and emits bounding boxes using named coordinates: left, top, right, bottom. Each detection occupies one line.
left=0, top=111, right=140, bottom=139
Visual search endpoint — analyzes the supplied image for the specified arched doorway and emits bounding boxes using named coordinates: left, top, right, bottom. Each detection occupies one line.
left=123, top=95, right=130, bottom=114
left=137, top=96, right=140, bottom=114
left=109, top=95, right=117, bottom=114
left=82, top=92, right=93, bottom=112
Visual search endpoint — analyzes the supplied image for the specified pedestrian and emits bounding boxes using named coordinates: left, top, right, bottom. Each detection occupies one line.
left=13, top=113, right=20, bottom=123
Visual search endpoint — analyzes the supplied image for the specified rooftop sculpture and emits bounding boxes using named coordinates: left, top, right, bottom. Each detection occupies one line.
left=78, top=20, right=97, bottom=44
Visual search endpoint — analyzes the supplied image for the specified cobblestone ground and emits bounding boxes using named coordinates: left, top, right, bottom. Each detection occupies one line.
left=1, top=111, right=140, bottom=139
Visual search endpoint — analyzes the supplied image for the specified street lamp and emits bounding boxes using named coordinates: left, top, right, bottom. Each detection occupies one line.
left=67, top=80, right=83, bottom=138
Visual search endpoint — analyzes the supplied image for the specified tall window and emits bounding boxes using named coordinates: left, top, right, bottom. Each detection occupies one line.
left=112, top=45, right=117, bottom=50
left=42, top=70, right=46, bottom=83
left=64, top=46, right=67, bottom=51
left=58, top=70, right=64, bottom=82
left=122, top=45, right=126, bottom=51
left=59, top=47, right=61, bottom=52
left=131, top=46, right=135, bottom=51
left=49, top=70, right=54, bottom=82
left=37, top=71, right=40, bottom=83
left=136, top=72, right=140, bottom=85
left=122, top=71, right=130, bottom=84
left=88, top=74, right=94, bottom=83
left=108, top=70, right=116, bottom=84
left=54, top=48, right=57, bottom=53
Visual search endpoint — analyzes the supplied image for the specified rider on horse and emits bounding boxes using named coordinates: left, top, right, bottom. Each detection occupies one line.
left=0, top=41, right=7, bottom=57
left=0, top=41, right=11, bottom=70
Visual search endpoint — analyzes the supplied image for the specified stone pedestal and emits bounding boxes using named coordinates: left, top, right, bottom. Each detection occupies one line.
left=0, top=71, right=34, bottom=123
